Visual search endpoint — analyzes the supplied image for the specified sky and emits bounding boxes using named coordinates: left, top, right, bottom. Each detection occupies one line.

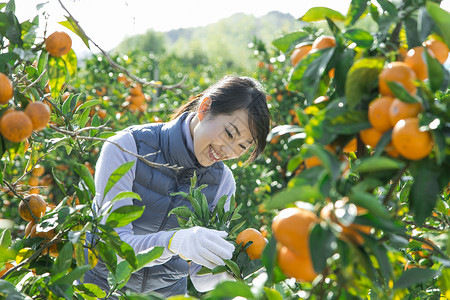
left=15, top=0, right=450, bottom=55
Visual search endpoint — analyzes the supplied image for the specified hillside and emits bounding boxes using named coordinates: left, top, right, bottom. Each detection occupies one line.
left=115, top=11, right=299, bottom=69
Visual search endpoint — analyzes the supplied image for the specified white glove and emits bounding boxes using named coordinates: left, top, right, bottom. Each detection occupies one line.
left=169, top=226, right=235, bottom=269
left=190, top=264, right=235, bottom=292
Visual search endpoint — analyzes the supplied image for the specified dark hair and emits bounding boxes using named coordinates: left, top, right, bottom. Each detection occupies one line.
left=171, top=75, right=270, bottom=162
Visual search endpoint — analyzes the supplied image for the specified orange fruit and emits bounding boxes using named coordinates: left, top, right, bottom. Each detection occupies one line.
left=303, top=145, right=335, bottom=169
left=45, top=31, right=72, bottom=57
left=359, top=127, right=383, bottom=148
left=18, top=194, right=47, bottom=222
left=343, top=138, right=357, bottom=153
left=32, top=164, right=45, bottom=177
left=97, top=109, right=107, bottom=119
left=0, top=73, right=13, bottom=104
left=236, top=228, right=267, bottom=260
left=290, top=44, right=312, bottom=67
left=25, top=220, right=36, bottom=237
left=95, top=87, right=106, bottom=96
left=391, top=117, right=433, bottom=160
left=312, top=35, right=336, bottom=50
left=378, top=62, right=417, bottom=96
left=423, top=39, right=449, bottom=64
left=404, top=46, right=431, bottom=80
left=28, top=176, right=39, bottom=187
left=24, top=102, right=51, bottom=131
left=0, top=262, right=14, bottom=277
left=0, top=110, right=33, bottom=143
left=277, top=245, right=317, bottom=282
left=272, top=207, right=318, bottom=256
left=130, top=84, right=143, bottom=96
left=368, top=96, right=395, bottom=132
left=388, top=98, right=422, bottom=126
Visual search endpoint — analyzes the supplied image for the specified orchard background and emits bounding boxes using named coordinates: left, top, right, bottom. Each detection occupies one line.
left=1, top=0, right=450, bottom=299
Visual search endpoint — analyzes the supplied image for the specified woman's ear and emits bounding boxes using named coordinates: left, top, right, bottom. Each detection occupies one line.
left=198, top=97, right=212, bottom=121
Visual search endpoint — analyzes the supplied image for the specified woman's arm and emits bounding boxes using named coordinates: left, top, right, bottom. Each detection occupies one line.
left=189, top=165, right=236, bottom=290
left=94, top=130, right=175, bottom=266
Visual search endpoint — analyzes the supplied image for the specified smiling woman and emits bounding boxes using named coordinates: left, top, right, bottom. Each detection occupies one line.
left=83, top=75, right=270, bottom=297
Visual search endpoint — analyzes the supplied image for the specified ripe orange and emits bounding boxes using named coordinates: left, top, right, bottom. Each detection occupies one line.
left=312, top=35, right=336, bottom=50
left=18, top=194, right=47, bottom=222
left=45, top=31, right=72, bottom=57
left=290, top=44, right=312, bottom=67
left=130, top=84, right=143, bottom=96
left=277, top=245, right=317, bottom=282
left=391, top=117, right=433, bottom=160
left=25, top=220, right=36, bottom=237
left=0, top=73, right=13, bottom=104
left=342, top=138, right=357, bottom=153
left=236, top=228, right=267, bottom=260
left=0, top=110, right=33, bottom=143
left=32, top=164, right=45, bottom=177
left=423, top=39, right=449, bottom=64
left=368, top=96, right=395, bottom=132
left=378, top=62, right=417, bottom=96
left=28, top=176, right=39, bottom=187
left=0, top=262, right=14, bottom=277
left=24, top=102, right=51, bottom=131
left=272, top=207, right=318, bottom=256
left=388, top=98, right=422, bottom=126
left=404, top=46, right=430, bottom=80
left=97, top=109, right=107, bottom=119
left=359, top=127, right=383, bottom=148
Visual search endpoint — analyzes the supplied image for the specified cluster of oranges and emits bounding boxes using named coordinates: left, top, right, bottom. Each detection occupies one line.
left=19, top=194, right=58, bottom=257
left=0, top=94, right=51, bottom=143
left=235, top=228, right=268, bottom=260
left=290, top=35, right=336, bottom=78
left=118, top=73, right=151, bottom=112
left=272, top=207, right=319, bottom=282
left=362, top=38, right=448, bottom=160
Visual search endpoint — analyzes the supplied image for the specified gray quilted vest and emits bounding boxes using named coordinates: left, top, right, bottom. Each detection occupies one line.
left=85, top=113, right=224, bottom=297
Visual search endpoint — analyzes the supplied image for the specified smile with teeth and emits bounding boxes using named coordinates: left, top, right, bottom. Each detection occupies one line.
left=209, top=145, right=222, bottom=161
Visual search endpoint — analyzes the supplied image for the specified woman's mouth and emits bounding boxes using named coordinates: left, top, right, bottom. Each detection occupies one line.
left=209, top=145, right=221, bottom=162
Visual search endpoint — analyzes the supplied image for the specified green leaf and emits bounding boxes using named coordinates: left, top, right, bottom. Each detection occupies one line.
left=309, top=223, right=336, bottom=273
left=404, top=17, right=421, bottom=48
left=377, top=0, right=398, bottom=16
left=426, top=49, right=447, bottom=93
left=302, top=48, right=335, bottom=104
left=345, top=58, right=385, bottom=109
left=242, top=259, right=263, bottom=278
left=0, top=229, right=11, bottom=248
left=75, top=99, right=101, bottom=114
left=52, top=243, right=74, bottom=278
left=113, top=260, right=133, bottom=287
left=345, top=0, right=368, bottom=26
left=206, top=281, right=254, bottom=299
left=343, top=29, right=373, bottom=48
left=59, top=17, right=90, bottom=49
left=103, top=160, right=135, bottom=199
left=136, top=246, right=163, bottom=270
left=229, top=220, right=246, bottom=236
left=201, top=193, right=210, bottom=224
left=394, top=268, right=441, bottom=289
left=106, top=205, right=145, bottom=228
left=354, top=156, right=405, bottom=173
left=410, top=161, right=440, bottom=226
left=265, top=185, right=323, bottom=209
left=74, top=283, right=107, bottom=298
left=74, top=162, right=95, bottom=195
left=197, top=266, right=212, bottom=275
left=300, top=7, right=345, bottom=22
left=211, top=265, right=227, bottom=275
left=168, top=206, right=194, bottom=219
left=51, top=265, right=90, bottom=285
left=426, top=2, right=450, bottom=49
left=77, top=104, right=91, bottom=128
left=263, top=287, right=283, bottom=300
left=272, top=31, right=310, bottom=53
left=0, top=280, right=29, bottom=299
left=365, top=237, right=391, bottom=284
left=110, top=191, right=142, bottom=205
left=386, top=81, right=422, bottom=103
left=48, top=56, right=68, bottom=98
left=97, top=241, right=117, bottom=274
left=224, top=259, right=240, bottom=277
left=98, top=224, right=137, bottom=269
left=304, top=143, right=341, bottom=181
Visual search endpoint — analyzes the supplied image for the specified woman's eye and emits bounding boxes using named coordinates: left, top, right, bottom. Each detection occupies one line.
left=225, top=129, right=233, bottom=139
left=240, top=145, right=247, bottom=150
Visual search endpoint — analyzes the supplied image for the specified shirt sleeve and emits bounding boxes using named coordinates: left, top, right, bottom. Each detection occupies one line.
left=93, top=130, right=175, bottom=266
left=211, top=164, right=236, bottom=212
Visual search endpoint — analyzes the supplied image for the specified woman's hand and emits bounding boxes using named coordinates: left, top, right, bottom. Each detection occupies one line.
left=169, top=226, right=235, bottom=269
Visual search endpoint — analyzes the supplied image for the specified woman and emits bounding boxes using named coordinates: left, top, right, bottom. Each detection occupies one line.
left=84, top=75, right=270, bottom=297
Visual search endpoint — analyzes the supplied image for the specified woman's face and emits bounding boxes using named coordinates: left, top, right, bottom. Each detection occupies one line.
left=190, top=108, right=254, bottom=167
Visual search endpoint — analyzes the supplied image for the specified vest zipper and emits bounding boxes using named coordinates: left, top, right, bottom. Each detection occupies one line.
left=157, top=201, right=174, bottom=232
left=140, top=267, right=148, bottom=293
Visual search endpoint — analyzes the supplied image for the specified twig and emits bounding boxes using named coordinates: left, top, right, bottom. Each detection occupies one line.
left=382, top=164, right=409, bottom=205
left=23, top=68, right=47, bottom=94
left=56, top=0, right=187, bottom=91
left=49, top=124, right=183, bottom=172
